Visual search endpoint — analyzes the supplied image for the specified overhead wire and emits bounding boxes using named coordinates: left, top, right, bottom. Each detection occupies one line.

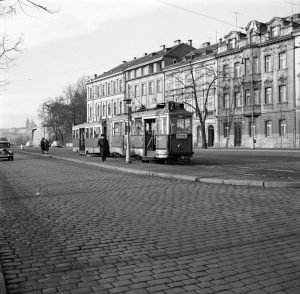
left=155, top=0, right=244, bottom=29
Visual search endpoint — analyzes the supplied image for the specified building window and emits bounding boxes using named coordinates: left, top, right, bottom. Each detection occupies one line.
left=107, top=83, right=111, bottom=96
left=245, top=59, right=251, bottom=75
left=279, top=85, right=287, bottom=103
left=279, top=119, right=287, bottom=136
left=102, top=104, right=106, bottom=117
left=97, top=103, right=101, bottom=118
left=113, top=101, right=117, bottom=115
left=279, top=52, right=286, bottom=70
left=249, top=121, right=256, bottom=137
left=265, top=55, right=272, bottom=72
left=265, top=120, right=272, bottom=137
left=253, top=57, right=259, bottom=74
left=254, top=89, right=260, bottom=105
left=119, top=80, right=123, bottom=93
left=265, top=87, right=272, bottom=104
left=223, top=65, right=229, bottom=78
left=135, top=85, right=139, bottom=98
left=223, top=123, right=229, bottom=138
left=244, top=89, right=251, bottom=105
left=142, top=83, right=146, bottom=96
left=157, top=80, right=162, bottom=93
left=113, top=81, right=117, bottom=94
left=108, top=103, right=111, bottom=116
left=271, top=25, right=280, bottom=37
left=234, top=62, right=241, bottom=78
left=119, top=101, right=123, bottom=114
left=149, top=81, right=154, bottom=95
left=113, top=122, right=121, bottom=136
left=223, top=93, right=230, bottom=109
left=235, top=92, right=241, bottom=107
left=128, top=85, right=132, bottom=98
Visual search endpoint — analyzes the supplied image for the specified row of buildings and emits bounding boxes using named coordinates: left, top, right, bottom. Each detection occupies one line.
left=86, top=14, right=300, bottom=149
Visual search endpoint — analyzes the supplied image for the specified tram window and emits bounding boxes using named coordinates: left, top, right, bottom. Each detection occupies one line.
left=94, top=127, right=100, bottom=138
left=113, top=122, right=120, bottom=136
left=158, top=117, right=166, bottom=135
left=170, top=117, right=192, bottom=134
left=90, top=128, right=93, bottom=138
left=132, top=118, right=143, bottom=135
left=76, top=130, right=79, bottom=139
left=72, top=130, right=75, bottom=139
left=85, top=128, right=89, bottom=138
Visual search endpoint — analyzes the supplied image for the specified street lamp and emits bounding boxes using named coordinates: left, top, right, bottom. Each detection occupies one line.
left=123, top=97, right=132, bottom=163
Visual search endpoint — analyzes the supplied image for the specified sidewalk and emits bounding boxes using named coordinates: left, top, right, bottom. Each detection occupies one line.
left=17, top=147, right=300, bottom=188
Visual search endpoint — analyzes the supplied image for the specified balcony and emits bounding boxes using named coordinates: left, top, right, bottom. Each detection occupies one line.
left=242, top=104, right=261, bottom=117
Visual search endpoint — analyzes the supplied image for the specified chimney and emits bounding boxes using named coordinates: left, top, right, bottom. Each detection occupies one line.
left=201, top=42, right=210, bottom=48
left=174, top=39, right=181, bottom=45
left=134, top=57, right=137, bottom=60
left=94, top=74, right=97, bottom=78
left=122, top=61, right=127, bottom=64
left=144, top=53, right=148, bottom=56
left=219, top=38, right=222, bottom=44
left=188, top=39, right=192, bottom=46
left=161, top=45, right=166, bottom=50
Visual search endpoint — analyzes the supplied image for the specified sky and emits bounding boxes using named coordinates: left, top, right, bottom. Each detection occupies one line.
left=0, top=0, right=296, bottom=128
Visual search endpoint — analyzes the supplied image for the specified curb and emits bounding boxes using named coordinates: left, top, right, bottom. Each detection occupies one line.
left=19, top=151, right=300, bottom=188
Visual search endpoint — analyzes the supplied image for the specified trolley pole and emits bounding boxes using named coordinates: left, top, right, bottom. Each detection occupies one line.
left=124, top=98, right=132, bottom=164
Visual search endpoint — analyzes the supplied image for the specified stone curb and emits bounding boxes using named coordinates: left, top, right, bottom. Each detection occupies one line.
left=50, top=155, right=300, bottom=188
left=18, top=151, right=300, bottom=188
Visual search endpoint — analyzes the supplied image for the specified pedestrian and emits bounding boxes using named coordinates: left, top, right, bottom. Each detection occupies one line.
left=40, top=138, right=45, bottom=154
left=45, top=139, right=50, bottom=154
left=97, top=134, right=110, bottom=162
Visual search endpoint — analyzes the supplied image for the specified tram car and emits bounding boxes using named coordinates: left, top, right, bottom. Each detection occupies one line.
left=72, top=101, right=193, bottom=162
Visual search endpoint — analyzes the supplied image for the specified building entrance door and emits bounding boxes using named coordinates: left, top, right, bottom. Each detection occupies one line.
left=208, top=125, right=214, bottom=147
left=234, top=122, right=242, bottom=147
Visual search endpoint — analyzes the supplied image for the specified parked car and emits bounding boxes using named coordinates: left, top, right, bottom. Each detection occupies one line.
left=51, top=141, right=62, bottom=148
left=0, top=138, right=14, bottom=161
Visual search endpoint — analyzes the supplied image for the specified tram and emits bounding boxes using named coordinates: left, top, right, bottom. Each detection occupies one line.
left=72, top=101, right=193, bottom=161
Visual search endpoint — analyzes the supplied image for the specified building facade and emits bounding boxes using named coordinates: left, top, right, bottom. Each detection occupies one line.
left=85, top=14, right=300, bottom=149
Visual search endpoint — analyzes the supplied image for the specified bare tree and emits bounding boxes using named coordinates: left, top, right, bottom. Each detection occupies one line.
left=166, top=60, right=223, bottom=149
left=0, top=0, right=56, bottom=84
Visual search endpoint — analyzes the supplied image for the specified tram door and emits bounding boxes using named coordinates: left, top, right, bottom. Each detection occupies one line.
left=79, top=128, right=85, bottom=152
left=144, top=119, right=156, bottom=156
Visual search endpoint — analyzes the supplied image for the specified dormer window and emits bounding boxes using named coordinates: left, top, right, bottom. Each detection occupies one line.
left=228, top=38, right=236, bottom=49
left=271, top=25, right=280, bottom=37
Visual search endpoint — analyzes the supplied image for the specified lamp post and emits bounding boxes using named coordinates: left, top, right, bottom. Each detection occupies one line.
left=123, top=97, right=132, bottom=163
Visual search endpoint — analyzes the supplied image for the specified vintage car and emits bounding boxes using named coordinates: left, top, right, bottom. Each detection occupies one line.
left=0, top=138, right=14, bottom=161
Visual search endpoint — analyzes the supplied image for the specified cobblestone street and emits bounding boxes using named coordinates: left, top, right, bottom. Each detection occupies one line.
left=0, top=152, right=300, bottom=293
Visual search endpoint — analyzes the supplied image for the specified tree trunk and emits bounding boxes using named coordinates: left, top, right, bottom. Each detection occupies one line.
left=200, top=122, right=207, bottom=149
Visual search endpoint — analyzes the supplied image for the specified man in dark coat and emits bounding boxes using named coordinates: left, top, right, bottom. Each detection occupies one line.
left=40, top=138, right=45, bottom=154
left=97, top=134, right=110, bottom=162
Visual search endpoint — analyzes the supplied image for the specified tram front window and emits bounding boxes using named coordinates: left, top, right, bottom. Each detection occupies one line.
left=170, top=117, right=192, bottom=134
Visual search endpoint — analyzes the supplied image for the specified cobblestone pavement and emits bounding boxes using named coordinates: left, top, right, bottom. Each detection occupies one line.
left=0, top=152, right=300, bottom=294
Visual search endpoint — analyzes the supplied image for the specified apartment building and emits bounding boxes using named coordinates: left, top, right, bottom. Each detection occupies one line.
left=217, top=14, right=300, bottom=149
left=124, top=41, right=194, bottom=112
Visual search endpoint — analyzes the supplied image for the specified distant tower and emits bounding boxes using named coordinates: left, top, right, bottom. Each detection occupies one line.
left=26, top=117, right=30, bottom=129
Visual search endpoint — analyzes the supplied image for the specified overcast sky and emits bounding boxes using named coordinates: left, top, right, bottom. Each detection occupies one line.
left=0, top=0, right=295, bottom=128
